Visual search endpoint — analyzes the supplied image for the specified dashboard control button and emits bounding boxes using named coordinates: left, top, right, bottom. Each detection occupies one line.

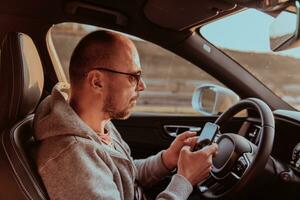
left=232, top=156, right=248, bottom=177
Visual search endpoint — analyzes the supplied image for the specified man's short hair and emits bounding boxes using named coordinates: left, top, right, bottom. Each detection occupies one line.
left=69, top=30, right=123, bottom=85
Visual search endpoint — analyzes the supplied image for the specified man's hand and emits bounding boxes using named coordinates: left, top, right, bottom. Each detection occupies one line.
left=162, top=131, right=198, bottom=170
left=177, top=144, right=218, bottom=185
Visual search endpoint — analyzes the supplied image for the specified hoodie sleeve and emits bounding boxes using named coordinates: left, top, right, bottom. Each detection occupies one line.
left=156, top=174, right=193, bottom=200
left=38, top=140, right=122, bottom=200
left=134, top=151, right=171, bottom=187
left=134, top=152, right=193, bottom=200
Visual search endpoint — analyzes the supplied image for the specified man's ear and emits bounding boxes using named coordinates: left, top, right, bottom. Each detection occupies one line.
left=87, top=71, right=103, bottom=91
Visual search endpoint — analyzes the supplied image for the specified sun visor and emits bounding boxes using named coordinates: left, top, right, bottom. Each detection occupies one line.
left=65, top=1, right=128, bottom=26
left=144, top=0, right=237, bottom=30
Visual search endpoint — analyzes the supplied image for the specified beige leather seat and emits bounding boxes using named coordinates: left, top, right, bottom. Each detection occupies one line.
left=0, top=32, right=49, bottom=199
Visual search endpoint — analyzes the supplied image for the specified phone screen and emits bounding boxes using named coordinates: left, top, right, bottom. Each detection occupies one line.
left=193, top=122, right=219, bottom=151
left=198, top=122, right=219, bottom=143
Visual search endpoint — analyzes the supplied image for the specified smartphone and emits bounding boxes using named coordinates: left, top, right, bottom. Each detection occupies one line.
left=193, top=122, right=219, bottom=151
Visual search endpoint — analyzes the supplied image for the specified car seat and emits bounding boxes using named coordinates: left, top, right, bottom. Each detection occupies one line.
left=0, top=32, right=49, bottom=199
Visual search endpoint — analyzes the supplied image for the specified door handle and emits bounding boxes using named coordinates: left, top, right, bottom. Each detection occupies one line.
left=163, top=125, right=201, bottom=137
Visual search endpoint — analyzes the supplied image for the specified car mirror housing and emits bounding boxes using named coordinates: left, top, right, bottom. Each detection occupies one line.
left=269, top=0, right=300, bottom=51
left=192, top=84, right=240, bottom=115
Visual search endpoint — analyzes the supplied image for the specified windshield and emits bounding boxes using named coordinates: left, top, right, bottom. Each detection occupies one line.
left=200, top=9, right=300, bottom=110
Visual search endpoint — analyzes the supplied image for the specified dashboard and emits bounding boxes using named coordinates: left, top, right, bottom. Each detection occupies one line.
left=291, top=143, right=300, bottom=172
left=230, top=109, right=300, bottom=198
left=273, top=110, right=300, bottom=174
left=238, top=109, right=300, bottom=175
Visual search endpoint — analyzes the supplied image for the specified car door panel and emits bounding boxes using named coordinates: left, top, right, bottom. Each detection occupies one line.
left=113, top=114, right=245, bottom=159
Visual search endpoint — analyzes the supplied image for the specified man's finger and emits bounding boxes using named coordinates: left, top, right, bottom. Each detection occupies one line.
left=184, top=136, right=198, bottom=147
left=177, top=131, right=197, bottom=141
left=201, top=143, right=218, bottom=155
left=180, top=145, right=192, bottom=153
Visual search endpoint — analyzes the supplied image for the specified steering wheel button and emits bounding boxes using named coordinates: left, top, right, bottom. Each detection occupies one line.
left=239, top=157, right=247, bottom=167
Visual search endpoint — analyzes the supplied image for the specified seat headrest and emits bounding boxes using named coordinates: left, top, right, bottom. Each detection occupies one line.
left=0, top=32, right=44, bottom=129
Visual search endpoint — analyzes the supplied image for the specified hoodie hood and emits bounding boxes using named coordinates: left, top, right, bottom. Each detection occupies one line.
left=33, top=82, right=99, bottom=141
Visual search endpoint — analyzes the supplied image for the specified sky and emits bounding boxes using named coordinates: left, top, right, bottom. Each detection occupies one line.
left=200, top=9, right=300, bottom=58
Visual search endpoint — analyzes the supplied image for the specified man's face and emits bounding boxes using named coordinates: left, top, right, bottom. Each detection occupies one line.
left=102, top=42, right=146, bottom=119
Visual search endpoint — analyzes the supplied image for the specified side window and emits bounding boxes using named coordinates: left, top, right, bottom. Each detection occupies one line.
left=48, top=22, right=226, bottom=115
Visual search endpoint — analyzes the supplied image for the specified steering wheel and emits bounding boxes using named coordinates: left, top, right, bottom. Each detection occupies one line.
left=200, top=98, right=275, bottom=199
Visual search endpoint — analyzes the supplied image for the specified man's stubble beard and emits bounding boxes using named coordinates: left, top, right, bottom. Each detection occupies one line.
left=103, top=92, right=131, bottom=120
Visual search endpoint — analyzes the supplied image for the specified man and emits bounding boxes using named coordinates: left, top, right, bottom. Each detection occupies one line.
left=33, top=30, right=218, bottom=200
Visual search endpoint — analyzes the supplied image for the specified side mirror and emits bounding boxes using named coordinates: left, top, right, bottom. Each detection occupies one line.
left=269, top=0, right=300, bottom=51
left=192, top=84, right=240, bottom=115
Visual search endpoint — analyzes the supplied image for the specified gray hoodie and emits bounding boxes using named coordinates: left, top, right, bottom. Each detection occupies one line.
left=33, top=83, right=193, bottom=200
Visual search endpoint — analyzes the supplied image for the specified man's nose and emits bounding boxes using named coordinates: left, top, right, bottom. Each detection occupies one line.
left=137, top=78, right=146, bottom=91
